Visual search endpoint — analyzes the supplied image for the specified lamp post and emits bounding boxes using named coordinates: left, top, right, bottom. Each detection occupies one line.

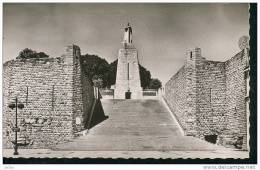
left=8, top=97, right=24, bottom=155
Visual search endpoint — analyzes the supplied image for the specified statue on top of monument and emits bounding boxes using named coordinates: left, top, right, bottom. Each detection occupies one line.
left=123, top=23, right=133, bottom=44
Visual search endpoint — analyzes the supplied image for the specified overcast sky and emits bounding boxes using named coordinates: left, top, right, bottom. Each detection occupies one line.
left=3, top=3, right=249, bottom=84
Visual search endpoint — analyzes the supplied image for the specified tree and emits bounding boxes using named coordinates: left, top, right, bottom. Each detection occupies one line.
left=139, top=65, right=151, bottom=89
left=17, top=48, right=35, bottom=59
left=107, top=60, right=118, bottom=86
left=17, top=48, right=49, bottom=59
left=37, top=52, right=49, bottom=58
left=149, top=78, right=162, bottom=90
left=92, top=75, right=103, bottom=88
left=81, top=54, right=110, bottom=88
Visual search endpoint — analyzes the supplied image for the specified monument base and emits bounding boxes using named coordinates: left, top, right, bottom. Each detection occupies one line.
left=114, top=88, right=142, bottom=99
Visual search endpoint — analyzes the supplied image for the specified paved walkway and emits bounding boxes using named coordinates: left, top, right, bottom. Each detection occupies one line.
left=55, top=100, right=226, bottom=151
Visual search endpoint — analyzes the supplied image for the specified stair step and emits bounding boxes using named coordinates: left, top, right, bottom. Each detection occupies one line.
left=54, top=99, right=222, bottom=151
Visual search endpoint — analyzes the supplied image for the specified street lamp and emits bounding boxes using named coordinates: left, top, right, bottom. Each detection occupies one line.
left=8, top=97, right=24, bottom=155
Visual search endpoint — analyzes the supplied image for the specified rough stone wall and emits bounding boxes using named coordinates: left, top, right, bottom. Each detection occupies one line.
left=196, top=61, right=227, bottom=138
left=222, top=49, right=249, bottom=149
left=67, top=45, right=94, bottom=134
left=3, top=45, right=94, bottom=149
left=165, top=48, right=249, bottom=149
left=184, top=48, right=204, bottom=136
left=165, top=66, right=187, bottom=131
left=114, top=46, right=142, bottom=99
left=77, top=54, right=95, bottom=130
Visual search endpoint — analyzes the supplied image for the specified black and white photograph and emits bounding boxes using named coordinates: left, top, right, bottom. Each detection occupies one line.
left=1, top=1, right=257, bottom=166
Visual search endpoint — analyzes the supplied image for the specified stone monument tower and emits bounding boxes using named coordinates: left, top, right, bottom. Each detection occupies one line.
left=114, top=23, right=142, bottom=99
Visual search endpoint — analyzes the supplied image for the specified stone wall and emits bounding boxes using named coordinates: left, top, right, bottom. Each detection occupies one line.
left=196, top=60, right=227, bottom=138
left=165, top=47, right=249, bottom=149
left=3, top=45, right=94, bottom=149
left=165, top=66, right=187, bottom=132
left=223, top=49, right=249, bottom=149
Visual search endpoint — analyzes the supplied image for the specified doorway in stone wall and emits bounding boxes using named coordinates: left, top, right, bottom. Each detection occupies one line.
left=204, top=135, right=218, bottom=144
left=125, top=91, right=131, bottom=99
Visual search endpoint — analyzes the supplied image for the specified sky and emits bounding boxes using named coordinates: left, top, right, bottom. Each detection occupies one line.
left=3, top=3, right=249, bottom=84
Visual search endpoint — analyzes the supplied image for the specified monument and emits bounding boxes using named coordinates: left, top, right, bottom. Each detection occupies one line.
left=114, top=23, right=142, bottom=99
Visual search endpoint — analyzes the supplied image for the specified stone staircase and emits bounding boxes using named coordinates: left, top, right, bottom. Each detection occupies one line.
left=54, top=99, right=224, bottom=151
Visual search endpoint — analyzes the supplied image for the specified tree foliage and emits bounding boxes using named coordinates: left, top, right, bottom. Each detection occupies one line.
left=92, top=75, right=103, bottom=88
left=149, top=78, right=162, bottom=90
left=80, top=54, right=110, bottom=88
left=17, top=48, right=49, bottom=59
left=107, top=60, right=118, bottom=87
left=139, top=64, right=151, bottom=89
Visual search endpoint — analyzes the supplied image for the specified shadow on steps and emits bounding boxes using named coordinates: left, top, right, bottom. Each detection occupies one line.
left=89, top=99, right=109, bottom=129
